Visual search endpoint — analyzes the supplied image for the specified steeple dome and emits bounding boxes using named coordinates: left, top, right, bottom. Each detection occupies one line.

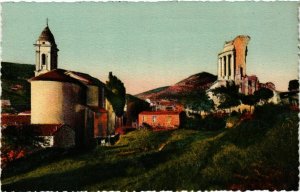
left=38, top=26, right=56, bottom=44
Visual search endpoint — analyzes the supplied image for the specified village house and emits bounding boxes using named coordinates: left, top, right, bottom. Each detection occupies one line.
left=138, top=111, right=181, bottom=130
left=28, top=24, right=116, bottom=148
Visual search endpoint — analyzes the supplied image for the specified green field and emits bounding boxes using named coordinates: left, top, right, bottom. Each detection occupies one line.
left=2, top=104, right=298, bottom=190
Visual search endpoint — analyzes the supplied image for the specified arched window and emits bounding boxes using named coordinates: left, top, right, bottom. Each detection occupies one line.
left=42, top=54, right=46, bottom=65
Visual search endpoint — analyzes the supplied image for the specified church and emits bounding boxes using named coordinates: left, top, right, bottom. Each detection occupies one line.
left=29, top=24, right=116, bottom=148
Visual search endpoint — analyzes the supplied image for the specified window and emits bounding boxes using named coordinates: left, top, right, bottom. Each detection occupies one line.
left=152, top=116, right=157, bottom=123
left=142, top=116, right=147, bottom=122
left=42, top=54, right=46, bottom=65
left=167, top=116, right=172, bottom=125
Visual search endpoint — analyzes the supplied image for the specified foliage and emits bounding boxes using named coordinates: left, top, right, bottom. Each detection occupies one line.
left=212, top=81, right=241, bottom=109
left=1, top=62, right=35, bottom=80
left=180, top=113, right=202, bottom=129
left=1, top=125, right=49, bottom=165
left=182, top=91, right=214, bottom=112
left=240, top=94, right=257, bottom=112
left=288, top=79, right=299, bottom=91
left=106, top=72, right=126, bottom=117
left=225, top=115, right=240, bottom=128
left=200, top=115, right=226, bottom=131
left=180, top=113, right=226, bottom=131
left=1, top=62, right=34, bottom=112
left=254, top=87, right=273, bottom=104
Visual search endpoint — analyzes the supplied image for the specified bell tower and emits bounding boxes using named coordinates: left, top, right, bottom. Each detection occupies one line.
left=34, top=19, right=59, bottom=76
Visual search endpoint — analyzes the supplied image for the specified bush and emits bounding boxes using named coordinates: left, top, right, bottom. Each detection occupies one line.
left=253, top=104, right=290, bottom=124
left=225, top=116, right=240, bottom=128
left=180, top=113, right=202, bottom=130
left=200, top=115, right=226, bottom=131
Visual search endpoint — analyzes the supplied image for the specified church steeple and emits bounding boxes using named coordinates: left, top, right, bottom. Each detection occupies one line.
left=34, top=21, right=59, bottom=76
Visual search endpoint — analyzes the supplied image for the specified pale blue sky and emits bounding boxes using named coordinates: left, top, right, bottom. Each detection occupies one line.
left=1, top=2, right=298, bottom=94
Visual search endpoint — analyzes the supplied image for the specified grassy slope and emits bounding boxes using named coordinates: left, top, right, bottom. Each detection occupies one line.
left=2, top=105, right=298, bottom=190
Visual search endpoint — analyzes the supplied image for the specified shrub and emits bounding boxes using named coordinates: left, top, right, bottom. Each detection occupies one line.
left=200, top=115, right=226, bottom=131
left=225, top=116, right=240, bottom=128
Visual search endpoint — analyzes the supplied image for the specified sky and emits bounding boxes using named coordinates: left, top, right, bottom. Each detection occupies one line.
left=1, top=2, right=298, bottom=94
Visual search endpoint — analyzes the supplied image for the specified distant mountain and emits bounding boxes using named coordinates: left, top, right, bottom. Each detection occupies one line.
left=135, top=72, right=217, bottom=100
left=1, top=62, right=35, bottom=112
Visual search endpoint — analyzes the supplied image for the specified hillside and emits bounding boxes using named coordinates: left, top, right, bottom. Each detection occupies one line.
left=1, top=62, right=35, bottom=112
left=135, top=86, right=170, bottom=100
left=2, top=104, right=298, bottom=190
left=136, top=72, right=217, bottom=100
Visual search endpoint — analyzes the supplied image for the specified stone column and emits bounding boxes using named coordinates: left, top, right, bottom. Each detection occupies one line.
left=223, top=56, right=226, bottom=78
left=224, top=55, right=228, bottom=80
left=230, top=53, right=234, bottom=80
left=36, top=50, right=40, bottom=71
left=218, top=57, right=221, bottom=79
left=220, top=56, right=223, bottom=79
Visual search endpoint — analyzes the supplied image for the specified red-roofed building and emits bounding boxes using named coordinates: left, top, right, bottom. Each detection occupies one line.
left=138, top=111, right=181, bottom=129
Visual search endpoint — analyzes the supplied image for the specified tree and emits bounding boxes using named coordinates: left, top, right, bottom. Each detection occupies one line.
left=241, top=94, right=257, bottom=113
left=126, top=94, right=150, bottom=126
left=106, top=72, right=126, bottom=117
left=254, top=87, right=274, bottom=104
left=288, top=79, right=299, bottom=91
left=212, top=81, right=241, bottom=111
left=183, top=91, right=214, bottom=114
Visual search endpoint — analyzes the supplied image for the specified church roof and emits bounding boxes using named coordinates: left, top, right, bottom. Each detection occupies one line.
left=29, top=69, right=106, bottom=88
left=66, top=71, right=106, bottom=87
left=38, top=26, right=56, bottom=44
left=29, top=69, right=84, bottom=86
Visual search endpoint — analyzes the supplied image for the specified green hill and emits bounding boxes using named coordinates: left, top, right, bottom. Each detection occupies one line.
left=2, top=104, right=298, bottom=190
left=1, top=62, right=35, bottom=112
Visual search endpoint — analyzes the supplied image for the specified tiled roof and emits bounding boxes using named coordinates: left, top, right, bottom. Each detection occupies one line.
left=29, top=69, right=85, bottom=86
left=139, top=111, right=181, bottom=115
left=66, top=71, right=105, bottom=86
left=1, top=114, right=31, bottom=126
left=33, top=124, right=62, bottom=136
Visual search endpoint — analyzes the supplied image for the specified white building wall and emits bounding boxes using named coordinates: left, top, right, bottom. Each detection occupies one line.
left=31, top=81, right=84, bottom=129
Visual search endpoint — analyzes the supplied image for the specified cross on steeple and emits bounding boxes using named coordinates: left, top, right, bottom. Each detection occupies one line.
left=46, top=18, right=48, bottom=27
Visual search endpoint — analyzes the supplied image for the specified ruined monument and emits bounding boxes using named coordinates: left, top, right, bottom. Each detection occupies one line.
left=217, top=35, right=250, bottom=85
